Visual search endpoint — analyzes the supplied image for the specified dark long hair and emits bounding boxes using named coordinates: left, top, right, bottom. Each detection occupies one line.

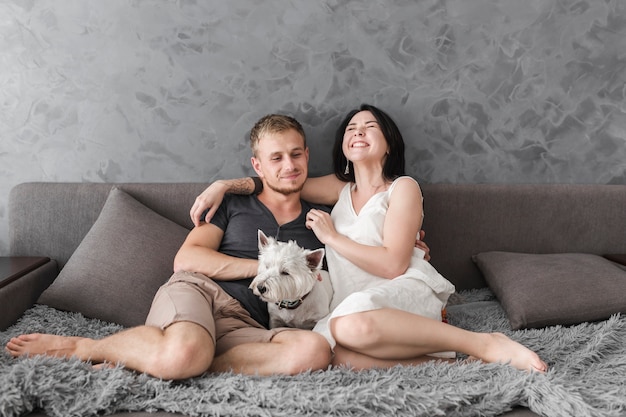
left=332, top=104, right=406, bottom=182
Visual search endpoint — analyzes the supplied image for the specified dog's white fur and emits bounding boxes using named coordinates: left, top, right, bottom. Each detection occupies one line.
left=250, top=230, right=332, bottom=329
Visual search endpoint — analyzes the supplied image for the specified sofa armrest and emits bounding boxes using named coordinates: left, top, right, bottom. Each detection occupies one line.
left=0, top=259, right=59, bottom=330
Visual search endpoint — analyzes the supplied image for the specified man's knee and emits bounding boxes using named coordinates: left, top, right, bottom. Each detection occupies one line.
left=146, top=325, right=215, bottom=379
left=274, top=330, right=331, bottom=374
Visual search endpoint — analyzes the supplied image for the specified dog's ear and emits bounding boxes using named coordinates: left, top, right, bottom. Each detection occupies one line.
left=305, top=248, right=325, bottom=271
left=258, top=229, right=270, bottom=250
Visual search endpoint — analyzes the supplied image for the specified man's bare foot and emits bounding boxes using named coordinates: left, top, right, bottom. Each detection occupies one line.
left=5, top=333, right=83, bottom=359
left=481, top=333, right=547, bottom=373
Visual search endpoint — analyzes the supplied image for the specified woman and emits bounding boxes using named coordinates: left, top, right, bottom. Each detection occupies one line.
left=191, top=104, right=547, bottom=372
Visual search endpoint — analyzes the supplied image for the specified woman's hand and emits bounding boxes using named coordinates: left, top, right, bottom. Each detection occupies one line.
left=305, top=211, right=432, bottom=261
left=190, top=178, right=258, bottom=226
left=190, top=181, right=229, bottom=227
left=305, top=209, right=337, bottom=244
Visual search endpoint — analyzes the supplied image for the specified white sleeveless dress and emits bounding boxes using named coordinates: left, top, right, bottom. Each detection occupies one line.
left=313, top=176, right=456, bottom=355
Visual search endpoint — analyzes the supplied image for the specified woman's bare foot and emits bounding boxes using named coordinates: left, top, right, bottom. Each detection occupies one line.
left=480, top=333, right=547, bottom=373
left=5, top=333, right=83, bottom=359
left=458, top=355, right=480, bottom=365
left=92, top=362, right=117, bottom=370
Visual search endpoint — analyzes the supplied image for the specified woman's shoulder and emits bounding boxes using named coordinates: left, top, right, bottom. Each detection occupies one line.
left=389, top=176, right=420, bottom=193
left=387, top=177, right=423, bottom=207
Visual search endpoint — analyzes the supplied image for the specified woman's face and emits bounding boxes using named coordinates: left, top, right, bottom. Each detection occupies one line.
left=342, top=110, right=389, bottom=165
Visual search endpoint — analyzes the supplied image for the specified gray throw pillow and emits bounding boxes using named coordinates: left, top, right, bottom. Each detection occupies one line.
left=38, top=187, right=189, bottom=327
left=473, top=251, right=626, bottom=330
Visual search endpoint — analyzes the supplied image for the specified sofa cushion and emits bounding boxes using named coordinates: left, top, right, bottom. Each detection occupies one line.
left=473, top=251, right=626, bottom=330
left=38, top=187, right=189, bottom=327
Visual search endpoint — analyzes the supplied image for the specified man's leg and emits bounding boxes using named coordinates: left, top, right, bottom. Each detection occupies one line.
left=6, top=321, right=215, bottom=380
left=209, top=329, right=331, bottom=375
left=8, top=271, right=221, bottom=380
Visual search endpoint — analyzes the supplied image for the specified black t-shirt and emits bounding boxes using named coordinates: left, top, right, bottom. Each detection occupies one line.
left=209, top=194, right=329, bottom=328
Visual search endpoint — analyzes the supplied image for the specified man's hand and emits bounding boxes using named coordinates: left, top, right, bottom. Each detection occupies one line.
left=416, top=230, right=431, bottom=262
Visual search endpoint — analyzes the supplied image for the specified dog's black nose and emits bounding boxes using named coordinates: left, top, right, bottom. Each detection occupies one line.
left=258, top=285, right=267, bottom=294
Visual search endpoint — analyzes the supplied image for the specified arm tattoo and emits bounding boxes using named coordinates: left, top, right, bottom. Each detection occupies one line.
left=226, top=177, right=257, bottom=195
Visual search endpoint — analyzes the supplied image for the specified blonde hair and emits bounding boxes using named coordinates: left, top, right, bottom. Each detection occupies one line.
left=249, top=114, right=306, bottom=156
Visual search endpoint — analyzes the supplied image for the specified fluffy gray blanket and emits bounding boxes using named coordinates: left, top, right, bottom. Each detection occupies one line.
left=1, top=289, right=625, bottom=417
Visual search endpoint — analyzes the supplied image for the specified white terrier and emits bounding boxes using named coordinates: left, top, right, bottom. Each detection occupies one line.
left=250, top=230, right=333, bottom=329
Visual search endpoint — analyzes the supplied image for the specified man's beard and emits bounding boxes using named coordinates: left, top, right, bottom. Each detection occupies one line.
left=266, top=178, right=305, bottom=196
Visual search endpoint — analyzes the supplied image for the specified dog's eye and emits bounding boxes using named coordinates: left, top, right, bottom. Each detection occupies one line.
left=280, top=271, right=289, bottom=276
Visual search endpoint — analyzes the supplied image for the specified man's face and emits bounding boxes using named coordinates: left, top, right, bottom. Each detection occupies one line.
left=251, top=129, right=309, bottom=195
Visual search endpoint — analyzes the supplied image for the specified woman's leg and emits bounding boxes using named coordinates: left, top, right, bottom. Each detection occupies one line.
left=330, top=308, right=547, bottom=372
left=332, top=344, right=456, bottom=370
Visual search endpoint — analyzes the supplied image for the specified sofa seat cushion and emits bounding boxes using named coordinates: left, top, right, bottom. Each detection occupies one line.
left=38, top=187, right=189, bottom=327
left=473, top=251, right=626, bottom=330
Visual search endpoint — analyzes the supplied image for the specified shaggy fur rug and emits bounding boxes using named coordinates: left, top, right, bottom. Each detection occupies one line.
left=1, top=289, right=626, bottom=417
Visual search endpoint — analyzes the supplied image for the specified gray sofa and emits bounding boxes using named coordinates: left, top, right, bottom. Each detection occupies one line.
left=3, top=182, right=626, bottom=417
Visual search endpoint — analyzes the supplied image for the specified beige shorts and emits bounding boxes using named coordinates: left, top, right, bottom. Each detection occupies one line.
left=145, top=271, right=292, bottom=356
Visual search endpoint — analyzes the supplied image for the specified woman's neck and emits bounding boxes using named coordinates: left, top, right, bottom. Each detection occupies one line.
left=352, top=165, right=390, bottom=194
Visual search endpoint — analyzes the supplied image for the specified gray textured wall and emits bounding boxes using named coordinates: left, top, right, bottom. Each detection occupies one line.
left=1, top=0, right=625, bottom=255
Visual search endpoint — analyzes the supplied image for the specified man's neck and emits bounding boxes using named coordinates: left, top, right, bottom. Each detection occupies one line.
left=257, top=190, right=303, bottom=226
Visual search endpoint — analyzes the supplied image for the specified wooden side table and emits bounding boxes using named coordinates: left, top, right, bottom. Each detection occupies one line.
left=0, top=256, right=50, bottom=289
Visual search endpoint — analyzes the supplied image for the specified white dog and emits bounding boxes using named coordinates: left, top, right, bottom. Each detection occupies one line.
left=249, top=230, right=333, bottom=329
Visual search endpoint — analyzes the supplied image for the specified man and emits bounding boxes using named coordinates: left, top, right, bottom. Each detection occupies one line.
left=5, top=114, right=332, bottom=379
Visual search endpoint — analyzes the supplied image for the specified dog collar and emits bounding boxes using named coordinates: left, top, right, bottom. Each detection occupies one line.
left=276, top=292, right=310, bottom=310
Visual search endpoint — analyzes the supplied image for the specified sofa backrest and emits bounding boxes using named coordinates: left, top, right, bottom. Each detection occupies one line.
left=421, top=184, right=626, bottom=289
left=9, top=183, right=206, bottom=269
left=9, top=182, right=626, bottom=290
